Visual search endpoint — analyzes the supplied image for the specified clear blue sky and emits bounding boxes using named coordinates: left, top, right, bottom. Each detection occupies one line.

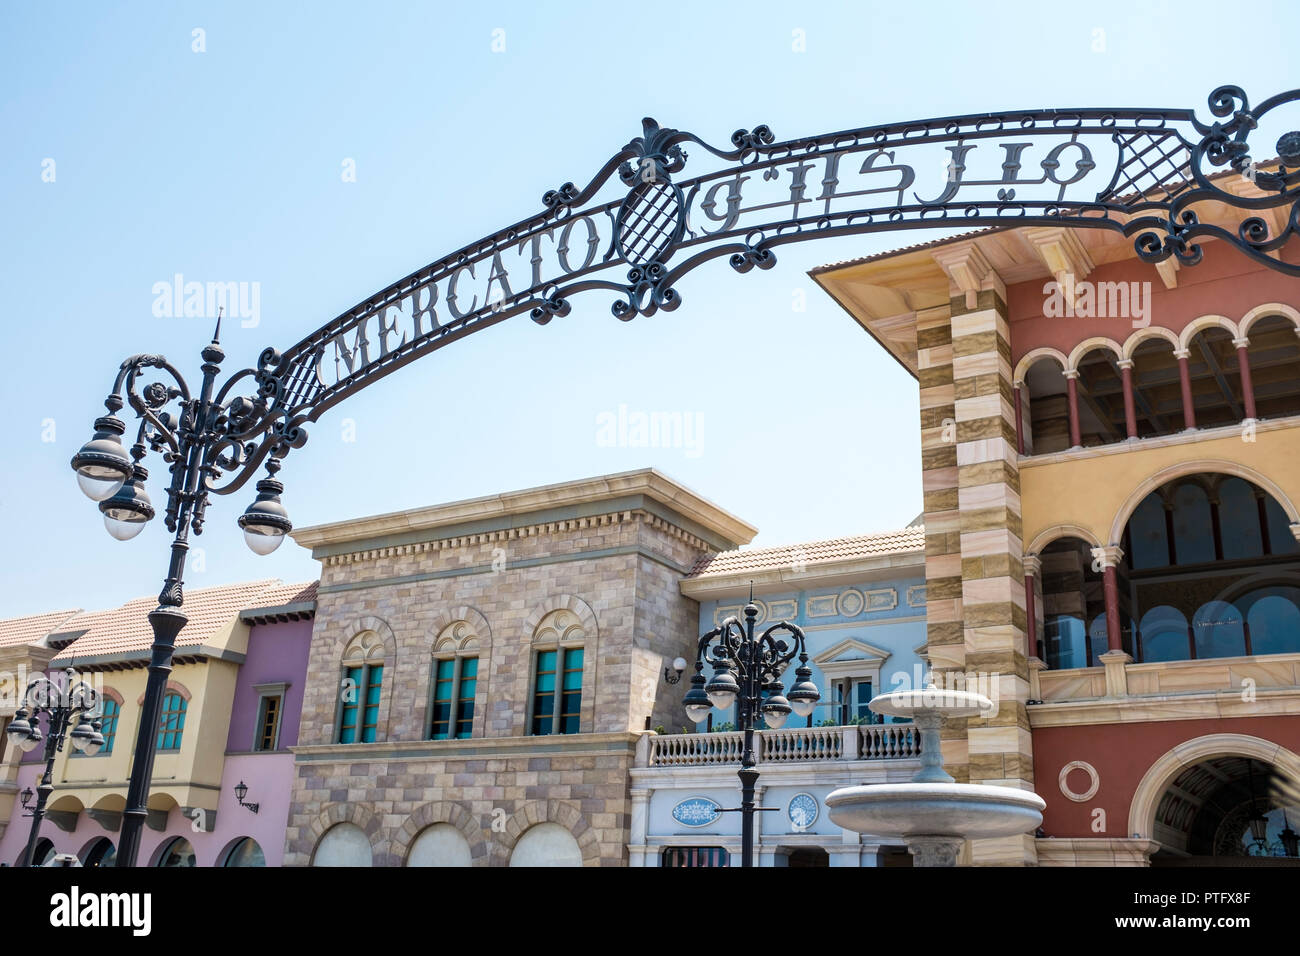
left=2, top=1, right=1296, bottom=616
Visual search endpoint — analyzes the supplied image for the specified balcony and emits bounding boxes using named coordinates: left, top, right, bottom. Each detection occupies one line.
left=640, top=723, right=921, bottom=768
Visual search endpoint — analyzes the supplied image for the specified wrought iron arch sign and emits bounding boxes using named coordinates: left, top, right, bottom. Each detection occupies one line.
left=97, top=84, right=1300, bottom=502
left=71, top=83, right=1300, bottom=869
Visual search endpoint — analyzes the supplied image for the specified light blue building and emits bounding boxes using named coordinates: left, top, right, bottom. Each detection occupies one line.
left=629, top=524, right=931, bottom=867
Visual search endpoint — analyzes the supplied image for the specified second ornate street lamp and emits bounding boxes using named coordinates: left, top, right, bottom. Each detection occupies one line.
left=68, top=316, right=296, bottom=866
left=681, top=595, right=820, bottom=867
left=6, top=669, right=105, bottom=867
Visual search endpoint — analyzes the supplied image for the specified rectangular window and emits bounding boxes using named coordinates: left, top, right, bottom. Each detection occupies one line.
left=455, top=657, right=477, bottom=739
left=559, top=648, right=583, bottom=734
left=156, top=692, right=187, bottom=751
left=430, top=658, right=456, bottom=740
left=662, top=847, right=730, bottom=867
left=532, top=650, right=557, bottom=735
left=854, top=680, right=873, bottom=723
left=361, top=664, right=383, bottom=744
left=256, top=695, right=281, bottom=751
left=338, top=665, right=362, bottom=744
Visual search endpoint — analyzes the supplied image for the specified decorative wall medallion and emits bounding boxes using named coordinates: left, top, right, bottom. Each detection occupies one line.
left=837, top=589, right=864, bottom=617
left=807, top=594, right=839, bottom=618
left=672, top=797, right=721, bottom=828
left=907, top=585, right=928, bottom=608
left=1058, top=760, right=1100, bottom=803
left=788, top=793, right=819, bottom=830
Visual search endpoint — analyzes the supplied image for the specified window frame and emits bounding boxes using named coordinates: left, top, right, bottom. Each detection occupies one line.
left=156, top=692, right=188, bottom=752
left=335, top=631, right=387, bottom=745
left=251, top=681, right=289, bottom=752
left=426, top=653, right=479, bottom=740
left=530, top=643, right=584, bottom=736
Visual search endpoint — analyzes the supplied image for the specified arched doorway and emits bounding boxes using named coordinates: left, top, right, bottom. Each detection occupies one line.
left=80, top=837, right=117, bottom=868
left=1148, top=756, right=1300, bottom=865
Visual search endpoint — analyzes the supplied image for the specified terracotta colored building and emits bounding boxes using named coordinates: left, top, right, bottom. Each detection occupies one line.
left=811, top=174, right=1300, bottom=864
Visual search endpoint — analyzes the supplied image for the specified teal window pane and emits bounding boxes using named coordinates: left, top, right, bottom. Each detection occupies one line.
left=455, top=656, right=478, bottom=739
left=156, top=693, right=186, bottom=751
left=99, top=700, right=119, bottom=754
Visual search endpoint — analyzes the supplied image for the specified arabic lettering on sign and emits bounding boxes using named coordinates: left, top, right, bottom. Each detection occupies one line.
left=300, top=131, right=1115, bottom=397
left=672, top=797, right=721, bottom=828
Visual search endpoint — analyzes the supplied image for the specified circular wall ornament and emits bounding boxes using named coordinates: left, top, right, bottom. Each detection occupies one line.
left=788, top=792, right=819, bottom=830
left=1058, top=760, right=1100, bottom=802
left=837, top=589, right=865, bottom=617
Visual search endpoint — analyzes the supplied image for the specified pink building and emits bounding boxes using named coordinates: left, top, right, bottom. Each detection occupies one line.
left=0, top=580, right=315, bottom=867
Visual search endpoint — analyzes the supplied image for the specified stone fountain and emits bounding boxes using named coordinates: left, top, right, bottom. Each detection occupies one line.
left=825, top=687, right=1045, bottom=866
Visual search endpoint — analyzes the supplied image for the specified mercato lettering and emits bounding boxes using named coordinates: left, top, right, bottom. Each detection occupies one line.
left=49, top=886, right=151, bottom=936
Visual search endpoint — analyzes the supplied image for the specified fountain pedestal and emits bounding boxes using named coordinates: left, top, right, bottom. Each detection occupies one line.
left=825, top=689, right=1045, bottom=867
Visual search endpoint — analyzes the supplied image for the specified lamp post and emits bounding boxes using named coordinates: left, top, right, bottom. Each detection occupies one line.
left=68, top=318, right=296, bottom=866
left=6, top=669, right=105, bottom=867
left=681, top=598, right=819, bottom=867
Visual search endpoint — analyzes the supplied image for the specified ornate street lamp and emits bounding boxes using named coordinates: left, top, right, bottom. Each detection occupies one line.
left=68, top=317, right=297, bottom=866
left=1279, top=809, right=1299, bottom=858
left=6, top=669, right=104, bottom=867
left=233, top=780, right=260, bottom=814
left=681, top=596, right=819, bottom=867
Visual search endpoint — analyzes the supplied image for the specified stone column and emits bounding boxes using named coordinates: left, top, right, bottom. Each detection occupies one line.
left=1064, top=370, right=1082, bottom=449
left=1092, top=545, right=1125, bottom=654
left=1023, top=553, right=1042, bottom=660
left=629, top=787, right=650, bottom=867
left=1013, top=382, right=1025, bottom=455
left=1234, top=337, right=1258, bottom=421
left=932, top=242, right=1035, bottom=866
left=1118, top=359, right=1138, bottom=439
left=1175, top=349, right=1197, bottom=430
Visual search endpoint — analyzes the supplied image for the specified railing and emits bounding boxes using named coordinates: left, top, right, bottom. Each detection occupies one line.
left=645, top=723, right=921, bottom=767
left=859, top=722, right=921, bottom=759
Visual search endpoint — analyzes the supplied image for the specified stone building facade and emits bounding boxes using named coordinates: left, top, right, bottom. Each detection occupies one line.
left=283, top=469, right=755, bottom=866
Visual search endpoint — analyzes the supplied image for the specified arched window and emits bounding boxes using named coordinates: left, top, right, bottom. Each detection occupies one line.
left=76, top=697, right=120, bottom=756
left=338, top=631, right=385, bottom=744
left=509, top=822, right=582, bottom=867
left=1128, top=337, right=1185, bottom=437
left=156, top=836, right=196, bottom=867
left=1022, top=356, right=1070, bottom=455
left=156, top=693, right=187, bottom=751
left=429, top=622, right=480, bottom=741
left=1073, top=347, right=1127, bottom=447
left=407, top=823, right=472, bottom=867
left=313, top=822, right=372, bottom=867
left=1191, top=600, right=1246, bottom=659
left=1242, top=314, right=1300, bottom=420
left=80, top=837, right=116, bottom=868
left=531, top=610, right=586, bottom=736
left=222, top=837, right=266, bottom=867
left=1239, top=588, right=1300, bottom=656
left=1138, top=606, right=1190, bottom=663
left=24, top=838, right=56, bottom=866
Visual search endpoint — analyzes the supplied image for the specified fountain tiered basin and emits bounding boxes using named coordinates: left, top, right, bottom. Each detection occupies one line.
left=825, top=688, right=1045, bottom=866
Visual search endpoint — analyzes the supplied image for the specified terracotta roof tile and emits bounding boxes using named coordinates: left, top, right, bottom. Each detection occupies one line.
left=686, top=526, right=925, bottom=579
left=50, top=579, right=284, bottom=664
left=0, top=609, right=83, bottom=649
left=242, top=581, right=318, bottom=610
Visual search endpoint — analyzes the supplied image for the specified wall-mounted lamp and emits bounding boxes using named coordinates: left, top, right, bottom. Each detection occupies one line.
left=663, top=657, right=687, bottom=685
left=233, top=781, right=259, bottom=814
left=19, top=788, right=33, bottom=813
